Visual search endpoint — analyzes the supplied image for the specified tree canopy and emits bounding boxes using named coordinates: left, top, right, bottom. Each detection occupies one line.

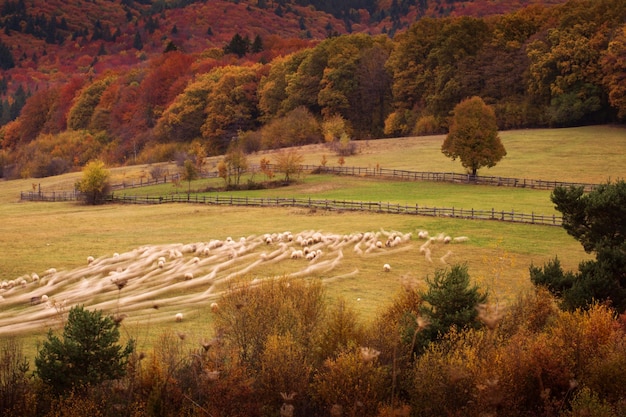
left=75, top=159, right=111, bottom=205
left=35, top=305, right=135, bottom=395
left=441, top=96, right=506, bottom=176
left=530, top=180, right=626, bottom=312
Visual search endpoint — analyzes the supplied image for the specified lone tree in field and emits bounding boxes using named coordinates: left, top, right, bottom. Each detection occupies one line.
left=35, top=305, right=135, bottom=395
left=75, top=160, right=111, bottom=205
left=530, top=180, right=626, bottom=312
left=441, top=96, right=506, bottom=177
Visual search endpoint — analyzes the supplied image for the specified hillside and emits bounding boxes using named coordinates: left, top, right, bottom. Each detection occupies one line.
left=4, top=0, right=625, bottom=181
left=0, top=0, right=568, bottom=96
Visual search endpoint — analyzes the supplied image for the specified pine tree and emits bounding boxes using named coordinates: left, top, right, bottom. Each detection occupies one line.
left=35, top=305, right=134, bottom=395
left=0, top=39, right=15, bottom=70
left=413, top=264, right=487, bottom=354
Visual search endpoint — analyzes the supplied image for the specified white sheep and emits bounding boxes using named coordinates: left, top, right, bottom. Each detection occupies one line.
left=453, top=236, right=470, bottom=243
left=424, top=248, right=432, bottom=263
left=44, top=268, right=57, bottom=276
left=383, top=263, right=391, bottom=272
left=158, top=260, right=165, bottom=269
left=175, top=313, right=183, bottom=322
left=291, top=250, right=303, bottom=259
left=41, top=294, right=49, bottom=302
left=440, top=250, right=453, bottom=264
left=87, top=256, right=95, bottom=264
left=31, top=273, right=39, bottom=282
left=443, top=236, right=452, bottom=244
left=418, top=230, right=429, bottom=239
left=184, top=272, right=193, bottom=281
left=210, top=302, right=219, bottom=313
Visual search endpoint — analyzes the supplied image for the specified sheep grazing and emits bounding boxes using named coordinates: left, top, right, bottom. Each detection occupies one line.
left=175, top=313, right=183, bottom=322
left=41, top=294, right=49, bottom=302
left=417, top=230, right=429, bottom=239
left=440, top=250, right=453, bottom=265
left=210, top=302, right=219, bottom=313
left=192, top=257, right=200, bottom=264
left=31, top=273, right=39, bottom=282
left=453, top=236, right=470, bottom=243
left=424, top=248, right=433, bottom=263
left=87, top=256, right=95, bottom=264
left=383, top=263, right=391, bottom=272
left=44, top=268, right=57, bottom=276
left=158, top=260, right=165, bottom=269
left=291, top=250, right=303, bottom=259
left=443, top=236, right=452, bottom=244
left=184, top=272, right=193, bottom=281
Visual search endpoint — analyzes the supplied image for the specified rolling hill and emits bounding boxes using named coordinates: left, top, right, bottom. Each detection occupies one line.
left=0, top=0, right=568, bottom=96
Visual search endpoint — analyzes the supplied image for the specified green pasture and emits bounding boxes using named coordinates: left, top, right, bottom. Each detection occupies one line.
left=127, top=174, right=559, bottom=215
left=1, top=126, right=623, bottom=359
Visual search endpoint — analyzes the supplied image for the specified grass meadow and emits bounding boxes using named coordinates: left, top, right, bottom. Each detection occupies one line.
left=1, top=126, right=624, bottom=359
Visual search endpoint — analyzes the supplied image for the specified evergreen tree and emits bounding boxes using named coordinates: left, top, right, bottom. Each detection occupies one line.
left=35, top=305, right=134, bottom=395
left=224, top=33, right=250, bottom=57
left=133, top=30, right=143, bottom=50
left=412, top=264, right=487, bottom=354
left=0, top=39, right=15, bottom=70
left=531, top=180, right=626, bottom=312
left=251, top=34, right=263, bottom=53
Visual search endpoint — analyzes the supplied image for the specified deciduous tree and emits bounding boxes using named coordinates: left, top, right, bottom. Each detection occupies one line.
left=441, top=96, right=506, bottom=177
left=75, top=159, right=111, bottom=204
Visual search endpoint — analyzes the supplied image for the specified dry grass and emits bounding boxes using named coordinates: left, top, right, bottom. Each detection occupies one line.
left=1, top=125, right=619, bottom=359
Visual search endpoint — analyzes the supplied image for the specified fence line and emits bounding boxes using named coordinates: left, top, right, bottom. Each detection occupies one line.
left=103, top=193, right=562, bottom=226
left=19, top=191, right=563, bottom=226
left=298, top=165, right=599, bottom=191
left=27, top=164, right=596, bottom=193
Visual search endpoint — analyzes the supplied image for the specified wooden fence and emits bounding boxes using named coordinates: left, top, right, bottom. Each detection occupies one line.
left=20, top=190, right=79, bottom=202
left=107, top=193, right=563, bottom=226
left=301, top=165, right=599, bottom=191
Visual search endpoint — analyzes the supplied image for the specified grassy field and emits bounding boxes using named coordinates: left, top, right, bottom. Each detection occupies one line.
left=0, top=126, right=623, bottom=359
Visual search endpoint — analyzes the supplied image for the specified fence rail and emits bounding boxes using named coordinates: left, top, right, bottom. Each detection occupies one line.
left=301, top=165, right=599, bottom=191
left=20, top=191, right=79, bottom=202
left=19, top=191, right=563, bottom=226
left=106, top=193, right=563, bottom=226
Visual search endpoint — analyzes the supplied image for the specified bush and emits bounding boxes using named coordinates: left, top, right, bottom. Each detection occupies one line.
left=75, top=160, right=111, bottom=205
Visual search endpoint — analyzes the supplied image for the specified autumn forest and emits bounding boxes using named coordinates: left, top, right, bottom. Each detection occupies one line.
left=0, top=0, right=625, bottom=179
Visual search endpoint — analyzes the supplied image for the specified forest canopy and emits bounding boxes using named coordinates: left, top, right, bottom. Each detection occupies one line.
left=1, top=0, right=625, bottom=178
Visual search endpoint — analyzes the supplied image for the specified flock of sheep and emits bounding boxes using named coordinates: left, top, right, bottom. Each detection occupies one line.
left=0, top=229, right=468, bottom=334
